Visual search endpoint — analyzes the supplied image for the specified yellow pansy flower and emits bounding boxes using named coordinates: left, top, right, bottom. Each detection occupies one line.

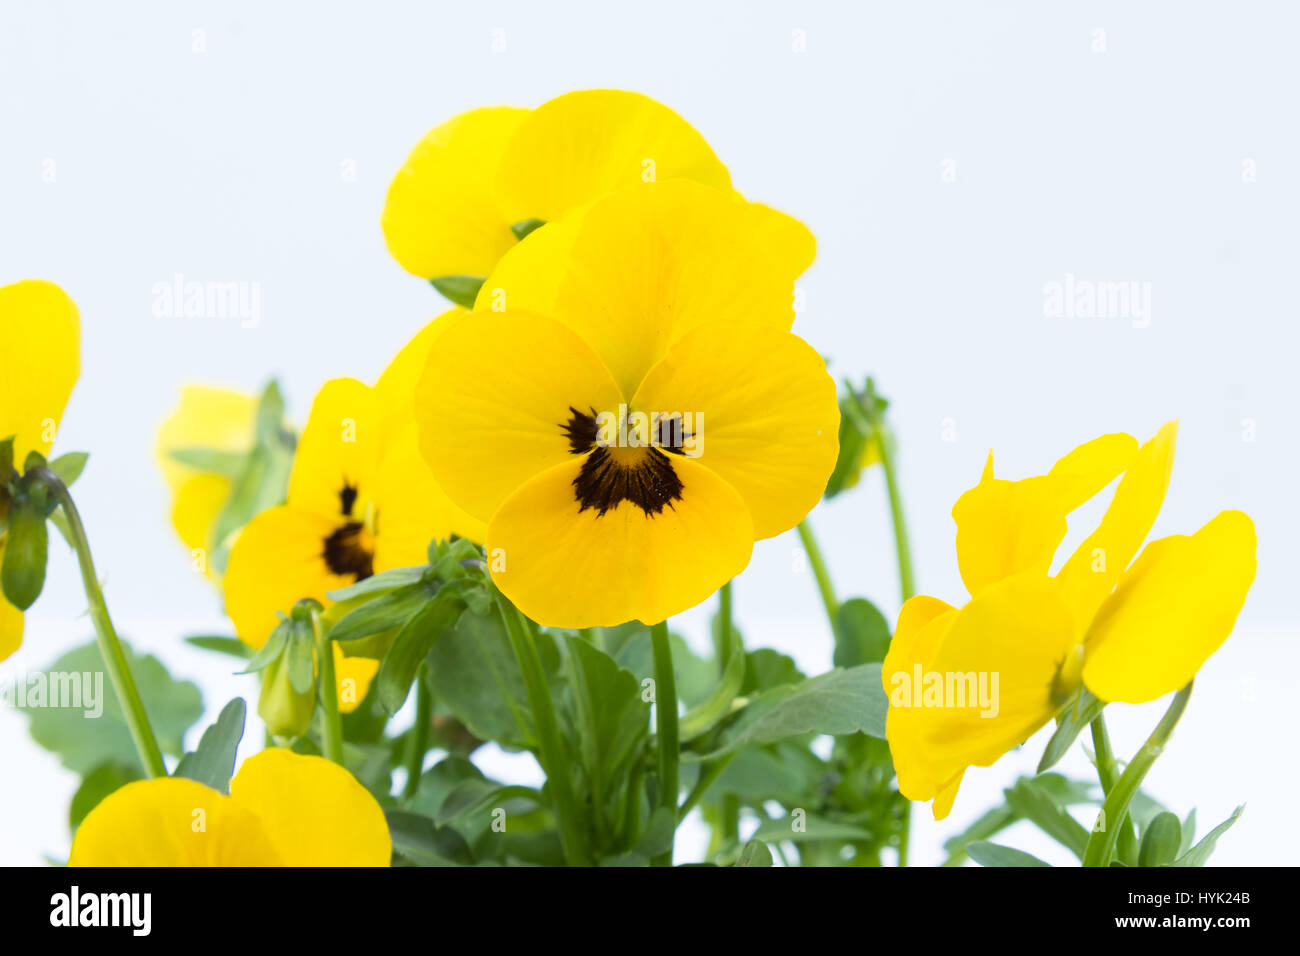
left=882, top=423, right=1257, bottom=820
left=155, top=385, right=258, bottom=574
left=382, top=88, right=732, bottom=284
left=0, top=280, right=80, bottom=661
left=414, top=181, right=836, bottom=628
left=69, top=748, right=390, bottom=866
left=223, top=321, right=476, bottom=709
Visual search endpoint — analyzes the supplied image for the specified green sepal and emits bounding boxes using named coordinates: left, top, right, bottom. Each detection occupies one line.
left=510, top=218, right=546, bottom=241
left=1138, top=811, right=1182, bottom=866
left=174, top=698, right=247, bottom=794
left=430, top=275, right=485, bottom=309
left=1, top=482, right=49, bottom=610
left=1038, top=688, right=1105, bottom=773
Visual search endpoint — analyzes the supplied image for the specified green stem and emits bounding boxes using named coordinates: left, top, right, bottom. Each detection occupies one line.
left=493, top=586, right=592, bottom=866
left=36, top=468, right=167, bottom=778
left=717, top=581, right=735, bottom=665
left=796, top=520, right=838, bottom=631
left=1082, top=682, right=1193, bottom=867
left=402, top=667, right=433, bottom=799
left=311, top=606, right=344, bottom=765
left=857, top=380, right=918, bottom=866
left=650, top=619, right=679, bottom=866
left=1089, top=712, right=1138, bottom=863
left=680, top=752, right=739, bottom=818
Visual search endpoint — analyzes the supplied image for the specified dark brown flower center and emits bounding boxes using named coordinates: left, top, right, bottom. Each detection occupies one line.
left=561, top=406, right=689, bottom=518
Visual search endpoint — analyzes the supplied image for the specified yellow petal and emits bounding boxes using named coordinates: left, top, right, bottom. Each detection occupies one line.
left=494, top=89, right=731, bottom=224
left=884, top=575, right=1079, bottom=819
left=631, top=323, right=839, bottom=539
left=229, top=748, right=391, bottom=866
left=373, top=309, right=468, bottom=446
left=382, top=106, right=530, bottom=279
left=0, top=280, right=80, bottom=462
left=1058, top=422, right=1178, bottom=627
left=223, top=505, right=356, bottom=650
left=480, top=180, right=815, bottom=397
left=415, top=310, right=624, bottom=524
left=486, top=456, right=754, bottom=628
left=1082, top=510, right=1256, bottom=703
left=170, top=472, right=232, bottom=556
left=0, top=587, right=23, bottom=662
left=953, top=433, right=1136, bottom=597
left=287, top=378, right=381, bottom=522
left=155, top=385, right=257, bottom=493
left=334, top=643, right=379, bottom=715
left=68, top=777, right=283, bottom=866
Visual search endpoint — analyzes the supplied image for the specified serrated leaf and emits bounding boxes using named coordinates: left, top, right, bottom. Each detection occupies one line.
left=174, top=698, right=246, bottom=794
left=967, top=841, right=1051, bottom=867
left=430, top=275, right=485, bottom=309
left=833, top=597, right=891, bottom=667
left=24, top=639, right=203, bottom=774
left=700, top=664, right=887, bottom=760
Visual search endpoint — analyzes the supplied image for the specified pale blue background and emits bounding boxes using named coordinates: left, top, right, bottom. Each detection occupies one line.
left=1, top=0, right=1296, bottom=865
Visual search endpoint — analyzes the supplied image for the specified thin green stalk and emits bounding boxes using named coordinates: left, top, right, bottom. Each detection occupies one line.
left=717, top=581, right=734, bottom=664
left=1089, top=712, right=1138, bottom=863
left=1083, top=682, right=1194, bottom=867
left=680, top=752, right=739, bottom=818
left=493, top=586, right=592, bottom=866
left=650, top=619, right=679, bottom=866
left=36, top=468, right=166, bottom=778
left=311, top=606, right=344, bottom=765
left=796, top=519, right=838, bottom=631
left=857, top=380, right=918, bottom=866
left=402, top=667, right=433, bottom=799
left=714, top=582, right=741, bottom=843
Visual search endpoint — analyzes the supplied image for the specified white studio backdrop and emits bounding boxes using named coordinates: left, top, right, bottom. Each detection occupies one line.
left=1, top=0, right=1296, bottom=865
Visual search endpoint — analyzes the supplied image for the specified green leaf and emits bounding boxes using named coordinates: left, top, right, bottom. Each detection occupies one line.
left=1171, top=805, right=1243, bottom=866
left=1003, top=776, right=1091, bottom=860
left=1178, top=808, right=1197, bottom=858
left=742, top=647, right=805, bottom=695
left=24, top=639, right=203, bottom=774
left=612, top=627, right=715, bottom=708
left=165, top=447, right=246, bottom=477
left=967, top=841, right=1051, bottom=867
left=510, top=218, right=547, bottom=241
left=752, top=812, right=876, bottom=844
left=386, top=810, right=475, bottom=866
left=174, top=698, right=247, bottom=794
left=47, top=452, right=89, bottom=487
left=437, top=780, right=539, bottom=826
left=183, top=634, right=252, bottom=658
left=69, top=761, right=142, bottom=831
left=328, top=581, right=434, bottom=643
left=428, top=608, right=562, bottom=748
left=678, top=627, right=746, bottom=741
left=406, top=756, right=488, bottom=818
left=239, top=619, right=290, bottom=675
left=327, top=565, right=427, bottom=602
left=377, top=588, right=463, bottom=714
left=833, top=597, right=891, bottom=667
left=286, top=626, right=315, bottom=695
left=700, top=664, right=888, bottom=760
left=735, top=839, right=774, bottom=867
left=1038, top=689, right=1105, bottom=773
left=1, top=487, right=48, bottom=610
left=941, top=773, right=1096, bottom=864
left=1138, top=811, right=1182, bottom=867
left=430, top=275, right=485, bottom=309
left=599, top=808, right=676, bottom=867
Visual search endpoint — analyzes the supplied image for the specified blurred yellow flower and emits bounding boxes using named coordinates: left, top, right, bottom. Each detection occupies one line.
left=415, top=181, right=836, bottom=627
left=382, top=89, right=732, bottom=287
left=0, top=280, right=80, bottom=661
left=223, top=319, right=479, bottom=709
left=882, top=423, right=1256, bottom=820
left=69, top=748, right=390, bottom=866
left=155, top=385, right=258, bottom=575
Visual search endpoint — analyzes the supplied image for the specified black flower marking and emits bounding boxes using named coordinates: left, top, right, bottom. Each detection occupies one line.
left=322, top=521, right=373, bottom=580
left=560, top=407, right=685, bottom=517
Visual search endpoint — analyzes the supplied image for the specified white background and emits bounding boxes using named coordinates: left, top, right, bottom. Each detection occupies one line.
left=1, top=0, right=1296, bottom=866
